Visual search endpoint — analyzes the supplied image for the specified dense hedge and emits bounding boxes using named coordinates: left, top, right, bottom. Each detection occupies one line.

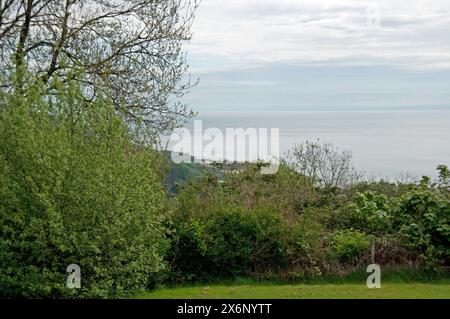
left=166, top=208, right=318, bottom=282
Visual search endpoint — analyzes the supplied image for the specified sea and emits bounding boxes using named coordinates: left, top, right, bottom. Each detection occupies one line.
left=167, top=109, right=450, bottom=180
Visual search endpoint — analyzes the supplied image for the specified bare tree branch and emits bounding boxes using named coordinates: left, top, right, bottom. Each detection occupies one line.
left=0, top=0, right=199, bottom=134
left=284, top=140, right=361, bottom=188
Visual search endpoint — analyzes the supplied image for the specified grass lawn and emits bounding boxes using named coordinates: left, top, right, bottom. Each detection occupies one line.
left=136, top=282, right=450, bottom=299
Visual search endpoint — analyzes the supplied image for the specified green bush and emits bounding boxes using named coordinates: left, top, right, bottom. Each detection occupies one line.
left=329, top=229, right=371, bottom=264
left=341, top=191, right=393, bottom=234
left=167, top=209, right=313, bottom=281
left=170, top=157, right=450, bottom=279
left=207, top=210, right=290, bottom=277
left=0, top=76, right=168, bottom=298
left=393, top=187, right=450, bottom=267
left=165, top=219, right=213, bottom=282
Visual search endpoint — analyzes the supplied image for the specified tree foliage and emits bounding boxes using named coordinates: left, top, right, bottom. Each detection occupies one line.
left=393, top=185, right=450, bottom=268
left=169, top=161, right=450, bottom=282
left=0, top=76, right=169, bottom=298
left=167, top=208, right=318, bottom=282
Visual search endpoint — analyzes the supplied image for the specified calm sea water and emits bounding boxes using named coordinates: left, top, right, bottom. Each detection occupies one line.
left=179, top=110, right=450, bottom=179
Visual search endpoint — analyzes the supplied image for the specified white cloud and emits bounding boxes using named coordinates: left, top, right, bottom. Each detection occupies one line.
left=186, top=0, right=450, bottom=73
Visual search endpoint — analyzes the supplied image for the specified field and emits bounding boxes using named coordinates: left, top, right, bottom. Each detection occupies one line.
left=136, top=282, right=450, bottom=299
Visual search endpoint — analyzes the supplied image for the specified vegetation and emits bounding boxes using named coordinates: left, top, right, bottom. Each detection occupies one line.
left=0, top=0, right=448, bottom=300
left=0, top=76, right=169, bottom=298
left=165, top=161, right=450, bottom=284
left=0, top=0, right=199, bottom=133
left=0, top=0, right=198, bottom=298
left=284, top=140, right=360, bottom=188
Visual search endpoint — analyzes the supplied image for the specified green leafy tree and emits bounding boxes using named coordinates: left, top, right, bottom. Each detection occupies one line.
left=436, top=165, right=450, bottom=191
left=0, top=75, right=168, bottom=298
left=393, top=186, right=450, bottom=268
left=343, top=192, right=393, bottom=234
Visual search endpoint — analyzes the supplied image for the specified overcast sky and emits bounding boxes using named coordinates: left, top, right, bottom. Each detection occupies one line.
left=182, top=0, right=450, bottom=111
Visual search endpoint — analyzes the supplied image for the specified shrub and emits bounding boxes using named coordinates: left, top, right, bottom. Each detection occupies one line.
left=0, top=77, right=168, bottom=298
left=167, top=209, right=313, bottom=281
left=393, top=187, right=450, bottom=267
left=329, top=229, right=371, bottom=264
left=165, top=219, right=212, bottom=282
left=340, top=191, right=393, bottom=234
left=168, top=146, right=450, bottom=279
left=207, top=210, right=289, bottom=277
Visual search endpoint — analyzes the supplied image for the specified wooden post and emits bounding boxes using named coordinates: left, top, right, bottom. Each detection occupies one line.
left=371, top=239, right=375, bottom=264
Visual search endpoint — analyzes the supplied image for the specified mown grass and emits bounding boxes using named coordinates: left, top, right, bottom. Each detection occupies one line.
left=135, top=281, right=450, bottom=299
left=135, top=268, right=450, bottom=299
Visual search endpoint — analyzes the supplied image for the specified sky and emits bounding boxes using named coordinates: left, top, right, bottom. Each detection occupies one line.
left=182, top=0, right=450, bottom=112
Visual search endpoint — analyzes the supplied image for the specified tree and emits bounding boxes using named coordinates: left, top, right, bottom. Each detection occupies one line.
left=0, top=0, right=198, bottom=134
left=393, top=186, right=450, bottom=268
left=0, top=75, right=169, bottom=298
left=436, top=165, right=450, bottom=191
left=284, top=140, right=360, bottom=188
